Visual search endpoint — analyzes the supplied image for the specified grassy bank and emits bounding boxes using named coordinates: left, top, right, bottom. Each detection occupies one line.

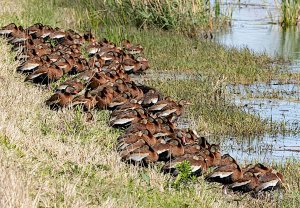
left=0, top=39, right=299, bottom=206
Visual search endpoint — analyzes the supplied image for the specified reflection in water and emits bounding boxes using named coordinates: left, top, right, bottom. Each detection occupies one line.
left=215, top=0, right=300, bottom=66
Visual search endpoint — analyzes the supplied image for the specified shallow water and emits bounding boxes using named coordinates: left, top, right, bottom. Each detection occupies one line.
left=220, top=134, right=300, bottom=163
left=213, top=0, right=300, bottom=162
left=215, top=0, right=300, bottom=70
left=228, top=83, right=300, bottom=127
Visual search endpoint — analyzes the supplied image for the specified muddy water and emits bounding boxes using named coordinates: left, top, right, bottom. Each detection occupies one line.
left=213, top=0, right=300, bottom=162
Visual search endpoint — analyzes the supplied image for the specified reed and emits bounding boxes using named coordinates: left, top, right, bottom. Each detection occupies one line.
left=48, top=0, right=231, bottom=37
left=280, top=0, right=300, bottom=26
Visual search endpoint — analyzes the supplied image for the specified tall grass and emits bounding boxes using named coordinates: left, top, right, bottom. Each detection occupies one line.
left=280, top=0, right=300, bottom=26
left=50, top=0, right=230, bottom=37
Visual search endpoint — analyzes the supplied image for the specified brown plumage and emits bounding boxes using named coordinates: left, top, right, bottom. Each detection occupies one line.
left=46, top=91, right=74, bottom=110
left=25, top=64, right=63, bottom=84
left=205, top=158, right=243, bottom=184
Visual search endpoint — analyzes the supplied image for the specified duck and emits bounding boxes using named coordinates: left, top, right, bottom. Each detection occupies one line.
left=125, top=82, right=144, bottom=101
left=0, top=23, right=19, bottom=36
left=121, top=58, right=143, bottom=74
left=108, top=92, right=132, bottom=110
left=205, top=157, right=243, bottom=184
left=16, top=54, right=51, bottom=73
left=93, top=87, right=115, bottom=110
left=141, top=89, right=162, bottom=107
left=123, top=144, right=159, bottom=164
left=136, top=56, right=149, bottom=71
left=109, top=108, right=147, bottom=128
left=117, top=130, right=157, bottom=151
left=87, top=72, right=110, bottom=89
left=152, top=99, right=191, bottom=120
left=151, top=117, right=176, bottom=137
left=228, top=172, right=259, bottom=193
left=70, top=58, right=89, bottom=74
left=124, top=117, right=159, bottom=136
left=24, top=64, right=63, bottom=84
left=254, top=170, right=284, bottom=192
left=215, top=154, right=237, bottom=168
left=45, top=90, right=74, bottom=110
left=173, top=129, right=199, bottom=145
left=119, top=139, right=146, bottom=159
left=110, top=100, right=141, bottom=118
left=49, top=30, right=66, bottom=40
left=28, top=24, right=53, bottom=39
left=56, top=79, right=84, bottom=95
left=152, top=138, right=184, bottom=161
left=244, top=163, right=272, bottom=177
left=163, top=154, right=208, bottom=176
left=54, top=57, right=75, bottom=74
left=71, top=91, right=97, bottom=111
left=122, top=40, right=143, bottom=55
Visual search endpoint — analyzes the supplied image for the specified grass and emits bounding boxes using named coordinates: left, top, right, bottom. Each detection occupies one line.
left=0, top=0, right=299, bottom=207
left=280, top=0, right=300, bottom=27
left=47, top=0, right=231, bottom=37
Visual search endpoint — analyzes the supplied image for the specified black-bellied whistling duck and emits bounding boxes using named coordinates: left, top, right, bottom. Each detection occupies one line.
left=255, top=170, right=284, bottom=192
left=117, top=130, right=157, bottom=151
left=125, top=82, right=144, bottom=101
left=108, top=92, right=131, bottom=110
left=119, top=139, right=146, bottom=159
left=25, top=64, right=63, bottom=84
left=228, top=172, right=259, bottom=193
left=93, top=87, right=114, bottom=110
left=0, top=23, right=18, bottom=36
left=71, top=91, right=97, bottom=111
left=110, top=100, right=141, bottom=118
left=136, top=56, right=149, bottom=71
left=56, top=79, right=84, bottom=95
left=205, top=157, right=243, bottom=184
left=45, top=90, right=74, bottom=110
left=244, top=163, right=272, bottom=177
left=17, top=54, right=52, bottom=74
left=152, top=138, right=184, bottom=161
left=109, top=108, right=147, bottom=128
left=87, top=72, right=109, bottom=89
left=163, top=154, right=208, bottom=176
left=123, top=145, right=159, bottom=164
left=122, top=39, right=143, bottom=55
left=141, top=89, right=162, bottom=107
left=153, top=99, right=191, bottom=120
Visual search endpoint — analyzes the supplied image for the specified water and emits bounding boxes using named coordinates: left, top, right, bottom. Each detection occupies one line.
left=213, top=0, right=300, bottom=162
left=228, top=83, right=300, bottom=127
left=215, top=0, right=300, bottom=65
left=220, top=134, right=300, bottom=163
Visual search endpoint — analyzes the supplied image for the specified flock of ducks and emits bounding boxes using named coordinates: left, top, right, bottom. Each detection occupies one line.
left=0, top=23, right=285, bottom=195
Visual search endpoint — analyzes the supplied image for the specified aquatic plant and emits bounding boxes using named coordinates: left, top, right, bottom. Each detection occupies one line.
left=280, top=0, right=300, bottom=27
